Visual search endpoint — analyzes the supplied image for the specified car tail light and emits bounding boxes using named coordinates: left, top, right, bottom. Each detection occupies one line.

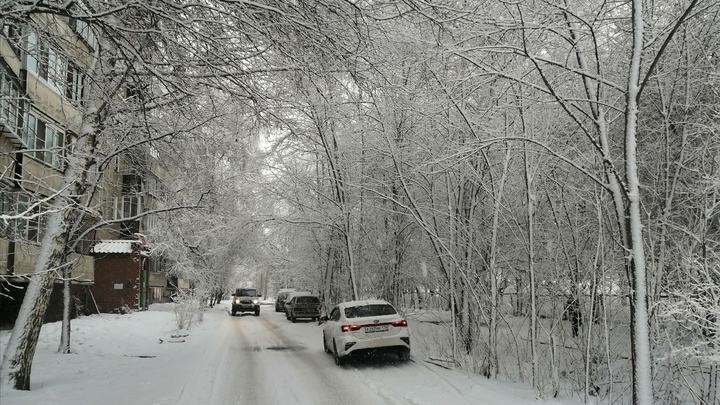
left=341, top=324, right=362, bottom=332
left=391, top=320, right=408, bottom=327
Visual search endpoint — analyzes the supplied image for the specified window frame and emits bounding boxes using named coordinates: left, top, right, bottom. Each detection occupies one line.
left=113, top=195, right=142, bottom=220
left=12, top=193, right=46, bottom=244
left=23, top=112, right=65, bottom=169
left=26, top=31, right=84, bottom=104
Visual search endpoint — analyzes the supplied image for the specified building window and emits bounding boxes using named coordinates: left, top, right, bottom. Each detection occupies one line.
left=46, top=47, right=67, bottom=91
left=145, top=177, right=167, bottom=201
left=27, top=32, right=84, bottom=104
left=14, top=194, right=46, bottom=244
left=0, top=192, right=51, bottom=243
left=143, top=213, right=157, bottom=233
left=0, top=64, right=25, bottom=136
left=2, top=24, right=22, bottom=57
left=113, top=195, right=142, bottom=220
left=45, top=125, right=64, bottom=167
left=65, top=63, right=84, bottom=102
left=23, top=114, right=37, bottom=151
left=70, top=18, right=98, bottom=51
left=27, top=32, right=40, bottom=73
left=24, top=113, right=65, bottom=169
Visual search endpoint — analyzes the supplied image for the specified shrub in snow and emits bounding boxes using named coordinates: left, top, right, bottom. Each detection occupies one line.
left=171, top=289, right=205, bottom=330
left=111, top=304, right=133, bottom=315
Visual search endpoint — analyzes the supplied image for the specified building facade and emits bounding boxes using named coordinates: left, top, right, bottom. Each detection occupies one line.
left=1, top=11, right=171, bottom=324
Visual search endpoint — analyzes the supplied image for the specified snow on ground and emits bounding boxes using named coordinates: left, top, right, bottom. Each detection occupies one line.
left=0, top=301, right=589, bottom=405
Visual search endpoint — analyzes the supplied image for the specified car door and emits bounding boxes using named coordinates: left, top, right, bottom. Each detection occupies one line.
left=286, top=297, right=296, bottom=317
left=323, top=306, right=341, bottom=348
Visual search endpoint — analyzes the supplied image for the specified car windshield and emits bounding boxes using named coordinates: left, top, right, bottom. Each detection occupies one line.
left=298, top=297, right=320, bottom=304
left=236, top=289, right=257, bottom=296
left=344, top=304, right=396, bottom=318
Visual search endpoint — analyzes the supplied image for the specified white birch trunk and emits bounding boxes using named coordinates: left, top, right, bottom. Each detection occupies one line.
left=626, top=0, right=653, bottom=403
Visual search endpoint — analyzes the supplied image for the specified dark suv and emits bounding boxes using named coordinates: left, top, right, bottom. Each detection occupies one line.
left=231, top=288, right=261, bottom=316
left=285, top=295, right=321, bottom=322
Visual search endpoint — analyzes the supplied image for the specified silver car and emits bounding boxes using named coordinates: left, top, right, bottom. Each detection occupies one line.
left=321, top=299, right=411, bottom=365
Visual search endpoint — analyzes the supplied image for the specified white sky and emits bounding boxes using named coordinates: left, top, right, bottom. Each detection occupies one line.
left=0, top=301, right=589, bottom=405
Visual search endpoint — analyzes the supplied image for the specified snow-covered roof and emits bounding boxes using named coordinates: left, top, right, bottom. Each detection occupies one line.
left=91, top=240, right=136, bottom=254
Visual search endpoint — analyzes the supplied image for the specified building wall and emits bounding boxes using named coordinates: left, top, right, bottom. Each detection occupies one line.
left=0, top=137, right=16, bottom=186
left=90, top=254, right=141, bottom=313
left=20, top=158, right=65, bottom=196
left=7, top=242, right=93, bottom=280
left=71, top=252, right=94, bottom=282
left=0, top=239, right=8, bottom=275
left=0, top=282, right=85, bottom=327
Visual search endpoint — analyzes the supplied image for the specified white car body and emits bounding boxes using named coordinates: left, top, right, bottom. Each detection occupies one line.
left=321, top=299, right=410, bottom=365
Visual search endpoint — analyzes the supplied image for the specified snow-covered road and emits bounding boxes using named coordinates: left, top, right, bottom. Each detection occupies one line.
left=1, top=302, right=580, bottom=405
left=199, top=311, right=411, bottom=405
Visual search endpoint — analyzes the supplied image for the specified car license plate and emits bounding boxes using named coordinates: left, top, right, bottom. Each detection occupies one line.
left=365, top=325, right=389, bottom=333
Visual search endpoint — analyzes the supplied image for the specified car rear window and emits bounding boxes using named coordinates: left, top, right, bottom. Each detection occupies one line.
left=344, top=304, right=397, bottom=318
left=297, top=296, right=320, bottom=304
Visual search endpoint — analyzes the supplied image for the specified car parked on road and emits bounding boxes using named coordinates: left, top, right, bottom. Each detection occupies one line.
left=275, top=288, right=296, bottom=312
left=285, top=295, right=322, bottom=322
left=320, top=299, right=410, bottom=365
left=231, top=288, right=261, bottom=316
left=283, top=291, right=312, bottom=319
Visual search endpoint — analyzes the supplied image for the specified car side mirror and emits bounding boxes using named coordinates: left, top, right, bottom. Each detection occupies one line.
left=319, top=315, right=328, bottom=324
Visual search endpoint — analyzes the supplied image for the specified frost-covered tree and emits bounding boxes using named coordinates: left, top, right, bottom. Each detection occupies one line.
left=1, top=0, right=364, bottom=392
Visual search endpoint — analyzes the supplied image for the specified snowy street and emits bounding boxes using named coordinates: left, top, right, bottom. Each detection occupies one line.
left=1, top=302, right=581, bottom=405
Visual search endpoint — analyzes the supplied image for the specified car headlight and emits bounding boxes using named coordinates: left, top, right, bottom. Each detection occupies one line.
left=234, top=298, right=241, bottom=304
left=252, top=299, right=259, bottom=304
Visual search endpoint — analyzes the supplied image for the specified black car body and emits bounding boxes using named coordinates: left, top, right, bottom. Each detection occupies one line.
left=231, top=288, right=261, bottom=316
left=285, top=295, right=321, bottom=322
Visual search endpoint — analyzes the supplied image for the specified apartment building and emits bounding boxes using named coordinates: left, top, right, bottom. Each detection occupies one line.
left=0, top=12, right=171, bottom=324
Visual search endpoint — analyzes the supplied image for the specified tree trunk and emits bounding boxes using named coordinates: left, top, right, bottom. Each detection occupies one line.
left=59, top=268, right=72, bottom=354
left=625, top=1, right=653, bottom=403
left=487, top=144, right=511, bottom=378
left=523, top=145, right=539, bottom=390
left=1, top=203, right=76, bottom=390
left=323, top=246, right=335, bottom=311
left=0, top=265, right=58, bottom=390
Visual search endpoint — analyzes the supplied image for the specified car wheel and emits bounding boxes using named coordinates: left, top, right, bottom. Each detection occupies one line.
left=254, top=309, right=260, bottom=316
left=398, top=349, right=410, bottom=362
left=231, top=310, right=236, bottom=316
left=291, top=314, right=296, bottom=323
left=333, top=341, right=344, bottom=366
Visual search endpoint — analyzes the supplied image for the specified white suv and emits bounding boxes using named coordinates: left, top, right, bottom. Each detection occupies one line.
left=321, top=299, right=410, bottom=365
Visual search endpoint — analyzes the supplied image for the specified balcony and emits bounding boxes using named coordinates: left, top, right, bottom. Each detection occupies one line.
left=0, top=60, right=27, bottom=147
